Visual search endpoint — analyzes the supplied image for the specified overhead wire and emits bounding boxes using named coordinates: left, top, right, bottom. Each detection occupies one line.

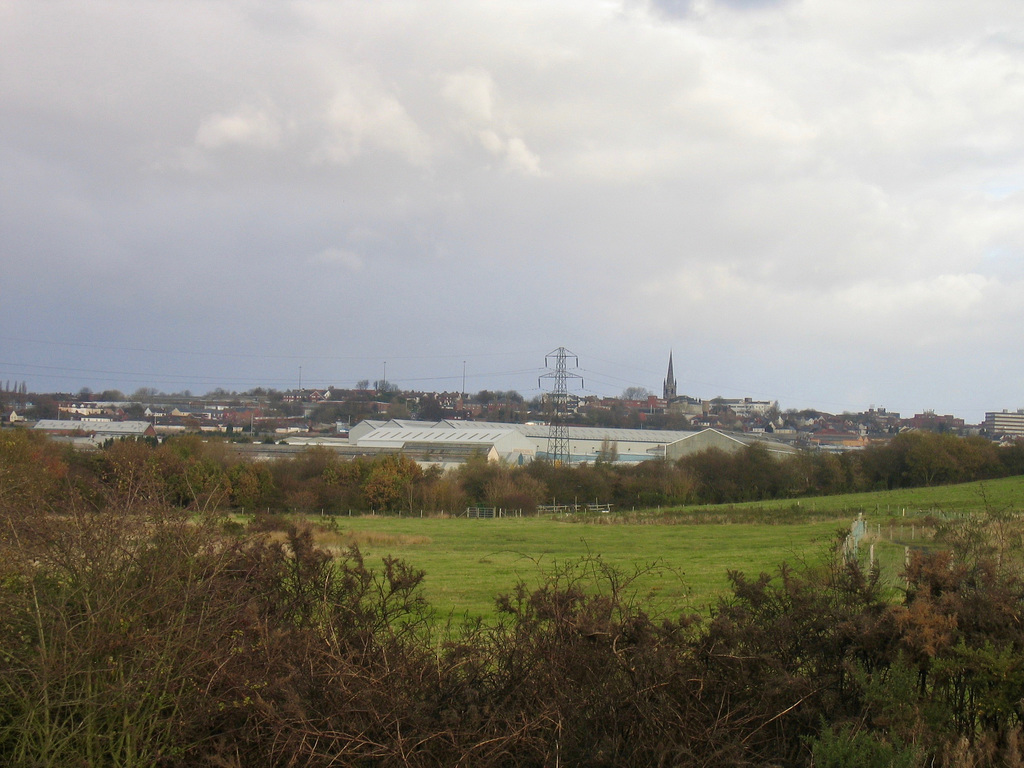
left=2, top=336, right=884, bottom=412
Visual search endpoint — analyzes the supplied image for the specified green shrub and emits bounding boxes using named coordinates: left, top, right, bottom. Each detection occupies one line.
left=809, top=724, right=920, bottom=768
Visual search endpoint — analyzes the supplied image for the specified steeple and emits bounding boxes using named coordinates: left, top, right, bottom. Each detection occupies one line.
left=663, top=351, right=677, bottom=401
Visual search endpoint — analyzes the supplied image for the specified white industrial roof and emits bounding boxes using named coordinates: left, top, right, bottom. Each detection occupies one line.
left=347, top=419, right=795, bottom=464
left=34, top=420, right=152, bottom=435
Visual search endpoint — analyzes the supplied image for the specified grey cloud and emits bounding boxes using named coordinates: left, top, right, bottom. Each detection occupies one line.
left=4, top=0, right=1024, bottom=420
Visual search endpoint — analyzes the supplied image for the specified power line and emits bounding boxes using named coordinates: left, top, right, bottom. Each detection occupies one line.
left=0, top=336, right=536, bottom=363
left=539, top=347, right=583, bottom=465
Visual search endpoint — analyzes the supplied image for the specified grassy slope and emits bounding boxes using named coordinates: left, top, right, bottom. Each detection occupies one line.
left=306, top=476, right=1024, bottom=619
left=673, top=475, right=1024, bottom=518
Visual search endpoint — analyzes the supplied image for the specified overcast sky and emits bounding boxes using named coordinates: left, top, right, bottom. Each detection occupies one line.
left=3, top=0, right=1024, bottom=420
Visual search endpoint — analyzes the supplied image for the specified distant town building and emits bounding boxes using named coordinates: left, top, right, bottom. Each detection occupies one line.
left=33, top=419, right=156, bottom=447
left=713, top=397, right=778, bottom=417
left=907, top=411, right=965, bottom=432
left=984, top=410, right=1024, bottom=438
left=663, top=352, right=677, bottom=401
left=666, top=395, right=705, bottom=417
left=809, top=428, right=869, bottom=451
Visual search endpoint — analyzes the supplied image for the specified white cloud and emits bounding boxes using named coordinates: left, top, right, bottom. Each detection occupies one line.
left=441, top=67, right=544, bottom=176
left=442, top=70, right=495, bottom=124
left=318, top=85, right=430, bottom=166
left=308, top=247, right=364, bottom=271
left=195, top=104, right=283, bottom=150
left=504, top=136, right=543, bottom=176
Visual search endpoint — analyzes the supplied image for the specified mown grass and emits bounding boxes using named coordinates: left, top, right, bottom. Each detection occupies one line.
left=315, top=515, right=846, bottom=618
left=281, top=476, right=1024, bottom=620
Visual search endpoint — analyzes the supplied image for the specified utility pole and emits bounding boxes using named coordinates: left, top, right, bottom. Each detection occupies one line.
left=539, top=347, right=583, bottom=465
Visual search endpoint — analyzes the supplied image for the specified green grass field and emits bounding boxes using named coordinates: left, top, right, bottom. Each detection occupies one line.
left=296, top=476, right=1024, bottom=620
left=316, top=515, right=851, bottom=619
left=672, top=475, right=1024, bottom=519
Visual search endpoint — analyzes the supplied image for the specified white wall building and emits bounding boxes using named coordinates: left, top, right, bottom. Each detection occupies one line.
left=984, top=410, right=1024, bottom=438
left=341, top=419, right=797, bottom=466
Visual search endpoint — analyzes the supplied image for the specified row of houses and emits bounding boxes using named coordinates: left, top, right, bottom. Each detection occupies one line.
left=10, top=385, right=1024, bottom=463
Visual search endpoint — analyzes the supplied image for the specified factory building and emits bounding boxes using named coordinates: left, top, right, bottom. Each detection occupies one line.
left=334, top=419, right=797, bottom=467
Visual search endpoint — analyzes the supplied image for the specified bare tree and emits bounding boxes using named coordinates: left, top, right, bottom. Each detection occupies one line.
left=620, top=386, right=651, bottom=401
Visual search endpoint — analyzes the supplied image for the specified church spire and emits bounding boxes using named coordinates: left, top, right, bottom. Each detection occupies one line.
left=663, top=351, right=677, bottom=401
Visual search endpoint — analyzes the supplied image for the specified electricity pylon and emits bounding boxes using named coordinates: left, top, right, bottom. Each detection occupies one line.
left=539, top=347, right=583, bottom=465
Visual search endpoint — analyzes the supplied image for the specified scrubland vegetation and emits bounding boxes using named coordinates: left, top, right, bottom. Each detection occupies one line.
left=30, top=428, right=1014, bottom=517
left=5, top=427, right=1024, bottom=765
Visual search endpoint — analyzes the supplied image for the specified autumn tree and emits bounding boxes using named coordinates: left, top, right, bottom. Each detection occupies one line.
left=153, top=435, right=231, bottom=511
left=228, top=461, right=276, bottom=511
left=363, top=453, right=422, bottom=512
left=595, top=437, right=619, bottom=465
left=0, top=429, right=69, bottom=517
left=411, top=465, right=466, bottom=514
left=483, top=467, right=547, bottom=512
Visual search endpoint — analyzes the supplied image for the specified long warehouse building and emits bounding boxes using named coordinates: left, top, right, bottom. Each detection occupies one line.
left=286, top=418, right=800, bottom=468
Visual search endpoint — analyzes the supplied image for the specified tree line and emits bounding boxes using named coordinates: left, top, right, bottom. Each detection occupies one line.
left=2, top=429, right=1022, bottom=518
left=6, top=427, right=1024, bottom=765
